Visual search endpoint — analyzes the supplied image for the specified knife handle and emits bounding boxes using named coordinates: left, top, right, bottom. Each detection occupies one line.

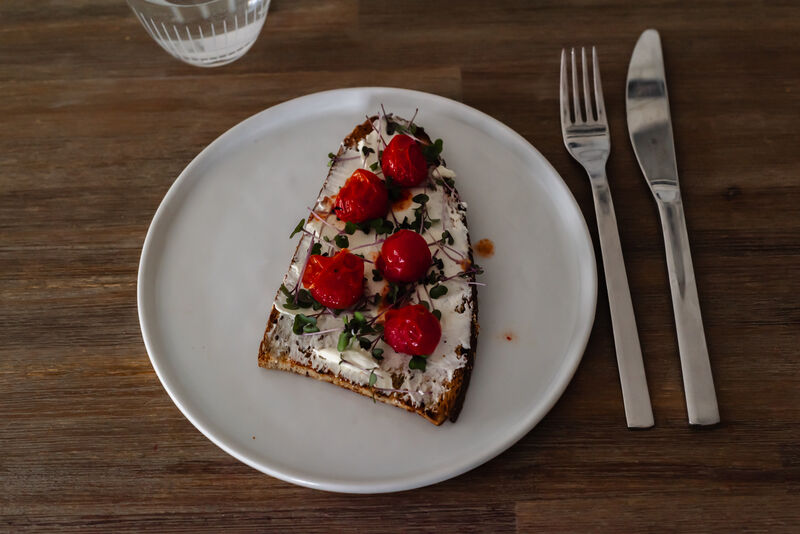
left=656, top=195, right=720, bottom=425
left=590, top=172, right=654, bottom=428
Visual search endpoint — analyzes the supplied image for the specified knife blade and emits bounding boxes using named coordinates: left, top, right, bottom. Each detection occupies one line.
left=626, top=29, right=720, bottom=426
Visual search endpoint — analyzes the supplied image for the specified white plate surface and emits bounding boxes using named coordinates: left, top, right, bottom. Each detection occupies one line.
left=138, top=87, right=597, bottom=493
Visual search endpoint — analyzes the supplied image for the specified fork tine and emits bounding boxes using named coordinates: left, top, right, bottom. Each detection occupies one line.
left=581, top=47, right=593, bottom=121
left=592, top=46, right=606, bottom=122
left=560, top=49, right=571, bottom=125
left=570, top=48, right=582, bottom=122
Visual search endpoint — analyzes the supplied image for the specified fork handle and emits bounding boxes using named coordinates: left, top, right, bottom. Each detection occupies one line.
left=590, top=171, right=654, bottom=428
left=656, top=196, right=720, bottom=425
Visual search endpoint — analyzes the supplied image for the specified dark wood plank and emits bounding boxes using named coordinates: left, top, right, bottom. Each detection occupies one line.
left=1, top=0, right=799, bottom=531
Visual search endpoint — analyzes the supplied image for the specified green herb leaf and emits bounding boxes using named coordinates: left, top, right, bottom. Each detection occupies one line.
left=303, top=323, right=320, bottom=333
left=353, top=311, right=366, bottom=323
left=386, top=282, right=399, bottom=304
left=358, top=336, right=372, bottom=350
left=413, top=193, right=429, bottom=205
left=296, top=289, right=314, bottom=308
left=370, top=161, right=380, bottom=171
left=289, top=219, right=305, bottom=238
left=283, top=300, right=300, bottom=310
left=371, top=347, right=384, bottom=360
left=384, top=176, right=402, bottom=202
left=430, top=284, right=448, bottom=299
left=311, top=242, right=323, bottom=255
left=360, top=324, right=376, bottom=335
left=409, top=355, right=427, bottom=371
left=344, top=221, right=358, bottom=235
left=421, top=138, right=443, bottom=162
left=361, top=146, right=375, bottom=157
left=441, top=230, right=454, bottom=245
left=419, top=300, right=430, bottom=310
left=432, top=309, right=442, bottom=320
left=372, top=269, right=383, bottom=282
left=368, top=369, right=378, bottom=387
left=328, top=152, right=336, bottom=160
left=337, top=331, right=351, bottom=352
left=366, top=218, right=393, bottom=235
left=334, top=234, right=349, bottom=248
left=357, top=220, right=372, bottom=235
left=292, top=314, right=317, bottom=334
left=280, top=284, right=292, bottom=298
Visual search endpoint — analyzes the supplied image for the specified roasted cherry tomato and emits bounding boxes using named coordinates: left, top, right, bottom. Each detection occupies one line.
left=301, top=250, right=364, bottom=309
left=380, top=135, right=428, bottom=187
left=376, top=229, right=432, bottom=283
left=383, top=304, right=442, bottom=356
left=333, top=169, right=389, bottom=223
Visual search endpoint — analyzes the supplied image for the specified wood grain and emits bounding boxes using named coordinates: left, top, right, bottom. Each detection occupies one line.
left=1, top=0, right=799, bottom=532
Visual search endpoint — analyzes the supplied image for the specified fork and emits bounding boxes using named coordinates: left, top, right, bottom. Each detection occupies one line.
left=560, top=47, right=654, bottom=428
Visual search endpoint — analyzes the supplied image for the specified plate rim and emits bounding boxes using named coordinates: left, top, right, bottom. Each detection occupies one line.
left=137, top=86, right=597, bottom=493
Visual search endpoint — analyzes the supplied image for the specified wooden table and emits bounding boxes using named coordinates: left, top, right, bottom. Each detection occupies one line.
left=2, top=1, right=798, bottom=531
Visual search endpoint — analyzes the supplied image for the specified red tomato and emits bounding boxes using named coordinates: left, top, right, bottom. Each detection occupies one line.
left=383, top=304, right=442, bottom=356
left=301, top=250, right=365, bottom=309
left=381, top=135, right=428, bottom=187
left=376, top=229, right=432, bottom=283
left=333, top=169, right=389, bottom=223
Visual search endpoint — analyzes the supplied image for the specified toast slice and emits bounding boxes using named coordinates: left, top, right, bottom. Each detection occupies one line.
left=258, top=112, right=479, bottom=425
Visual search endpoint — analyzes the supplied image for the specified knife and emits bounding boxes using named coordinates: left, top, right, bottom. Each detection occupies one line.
left=625, top=29, right=720, bottom=426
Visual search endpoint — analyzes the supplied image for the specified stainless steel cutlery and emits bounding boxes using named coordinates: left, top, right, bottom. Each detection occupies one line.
left=560, top=46, right=654, bottom=429
left=626, top=29, right=719, bottom=426
left=560, top=32, right=719, bottom=427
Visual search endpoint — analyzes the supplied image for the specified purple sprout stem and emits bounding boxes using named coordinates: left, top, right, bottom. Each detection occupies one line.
left=409, top=107, right=418, bottom=126
left=368, top=114, right=387, bottom=149
left=427, top=240, right=461, bottom=263
left=367, top=306, right=391, bottom=326
left=433, top=168, right=461, bottom=201
left=441, top=243, right=466, bottom=260
left=349, top=238, right=386, bottom=252
left=389, top=208, right=399, bottom=225
left=439, top=267, right=483, bottom=283
left=307, top=207, right=345, bottom=236
left=300, top=325, right=344, bottom=336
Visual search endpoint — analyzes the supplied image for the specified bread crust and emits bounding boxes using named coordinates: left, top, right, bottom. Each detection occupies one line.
left=258, top=117, right=478, bottom=425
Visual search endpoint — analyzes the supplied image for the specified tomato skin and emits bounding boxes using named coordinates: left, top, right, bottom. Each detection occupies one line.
left=381, top=135, right=428, bottom=187
left=383, top=304, right=442, bottom=356
left=301, top=250, right=365, bottom=309
left=333, top=169, right=389, bottom=223
left=376, top=229, right=432, bottom=283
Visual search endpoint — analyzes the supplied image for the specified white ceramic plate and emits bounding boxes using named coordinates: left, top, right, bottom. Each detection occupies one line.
left=138, top=87, right=597, bottom=493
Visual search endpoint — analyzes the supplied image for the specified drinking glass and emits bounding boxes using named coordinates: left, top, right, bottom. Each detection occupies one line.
left=127, top=0, right=271, bottom=67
